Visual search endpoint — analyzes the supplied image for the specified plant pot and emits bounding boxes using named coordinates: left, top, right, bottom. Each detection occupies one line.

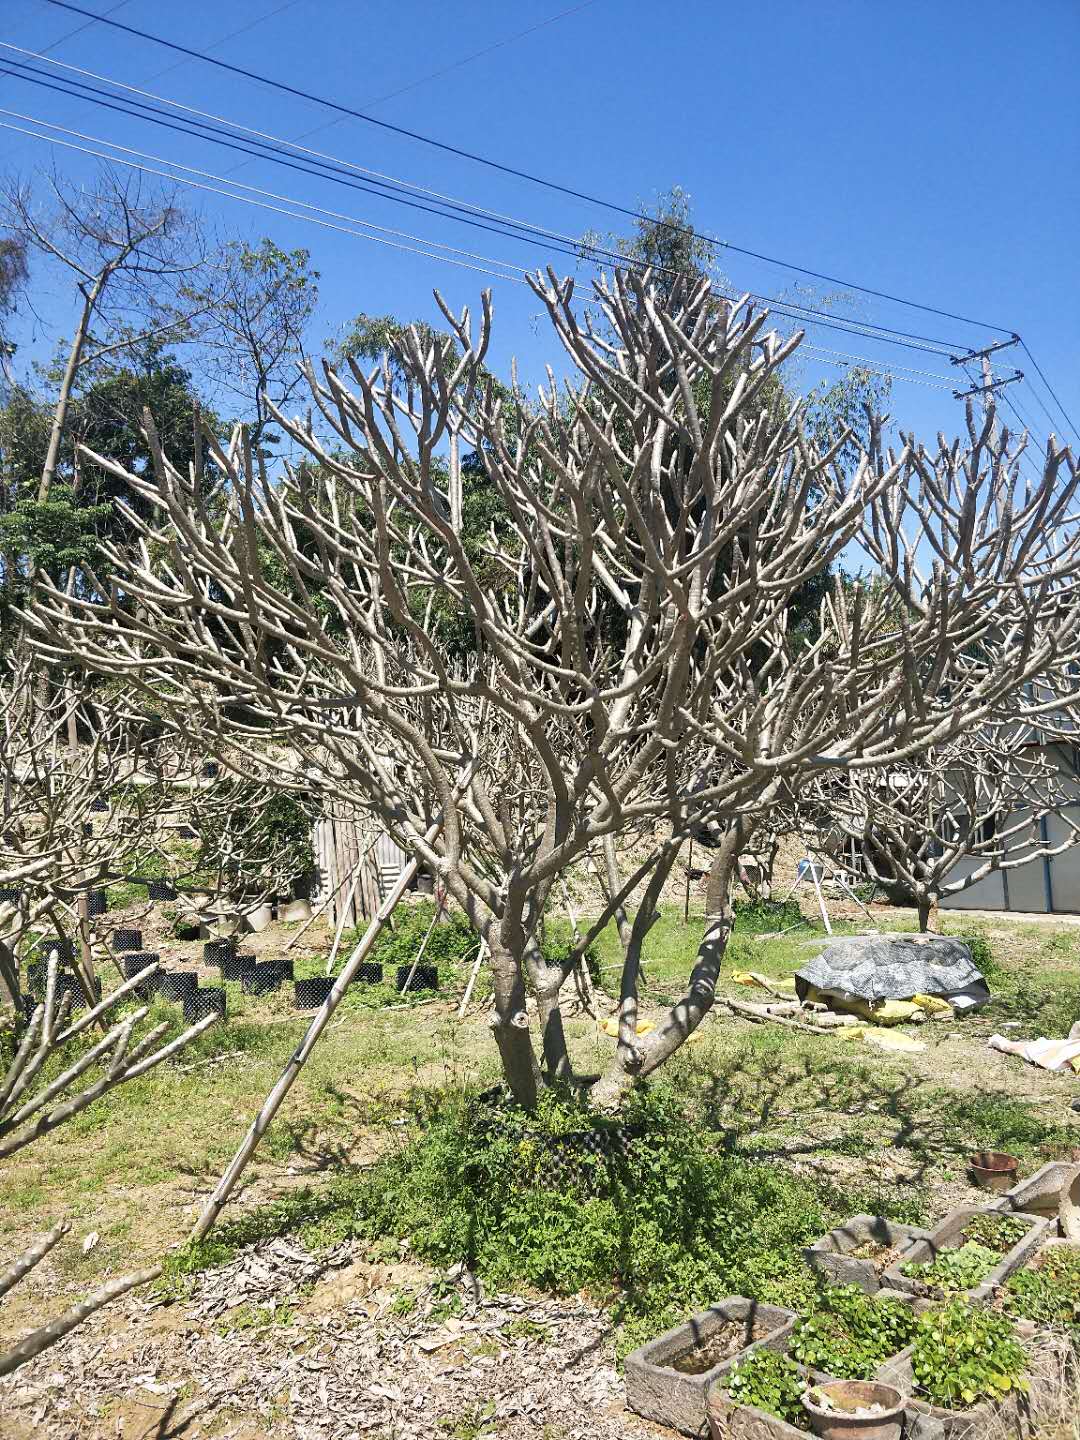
left=804, top=1216, right=926, bottom=1295
left=277, top=899, right=311, bottom=924
left=147, top=881, right=176, bottom=901
left=357, top=962, right=383, bottom=984
left=175, top=922, right=201, bottom=942
left=113, top=929, right=142, bottom=952
left=204, top=939, right=237, bottom=966
left=243, top=902, right=273, bottom=933
left=221, top=954, right=256, bottom=981
left=159, top=972, right=198, bottom=1003
left=0, top=888, right=20, bottom=905
left=991, top=1159, right=1080, bottom=1227
left=122, top=952, right=160, bottom=980
left=90, top=796, right=109, bottom=814
left=37, top=938, right=75, bottom=963
left=86, top=889, right=108, bottom=917
left=242, top=963, right=281, bottom=996
left=626, top=1297, right=798, bottom=1434
left=202, top=913, right=243, bottom=939
left=294, top=977, right=334, bottom=1009
left=184, top=987, right=226, bottom=1023
left=54, top=973, right=92, bottom=1011
left=396, top=964, right=438, bottom=994
left=968, top=1151, right=1018, bottom=1194
left=801, top=1381, right=904, bottom=1440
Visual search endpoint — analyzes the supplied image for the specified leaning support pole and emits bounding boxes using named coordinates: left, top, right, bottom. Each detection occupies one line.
left=190, top=764, right=475, bottom=1242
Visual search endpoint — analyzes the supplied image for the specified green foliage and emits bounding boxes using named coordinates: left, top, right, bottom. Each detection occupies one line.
left=297, top=1082, right=918, bottom=1357
left=732, top=898, right=807, bottom=934
left=948, top=931, right=997, bottom=978
left=911, top=1299, right=1027, bottom=1409
left=1003, top=1244, right=1080, bottom=1334
left=790, top=1286, right=916, bottom=1380
left=723, top=1348, right=808, bottom=1428
left=961, top=1213, right=1027, bottom=1253
left=900, top=1242, right=1000, bottom=1296
left=341, top=901, right=479, bottom=976
left=0, top=484, right=109, bottom=576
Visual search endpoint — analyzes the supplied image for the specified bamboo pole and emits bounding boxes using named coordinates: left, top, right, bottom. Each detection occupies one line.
left=324, top=865, right=361, bottom=976
left=399, top=888, right=445, bottom=993
left=190, top=762, right=475, bottom=1242
left=456, top=939, right=487, bottom=1018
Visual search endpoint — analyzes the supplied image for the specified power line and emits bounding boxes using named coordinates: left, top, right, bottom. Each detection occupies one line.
left=0, top=116, right=531, bottom=286
left=37, top=0, right=1025, bottom=341
left=1019, top=341, right=1079, bottom=448
left=0, top=48, right=975, bottom=359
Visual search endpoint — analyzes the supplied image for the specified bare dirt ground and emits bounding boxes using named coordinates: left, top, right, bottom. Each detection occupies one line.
left=2, top=1238, right=646, bottom=1440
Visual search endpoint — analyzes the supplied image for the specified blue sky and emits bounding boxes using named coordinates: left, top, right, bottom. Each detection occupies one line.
left=2, top=0, right=1078, bottom=453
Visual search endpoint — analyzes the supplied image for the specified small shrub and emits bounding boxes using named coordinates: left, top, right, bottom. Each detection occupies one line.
left=949, top=931, right=998, bottom=978
left=733, top=898, right=807, bottom=934
left=790, top=1286, right=916, bottom=1380
left=724, top=1348, right=808, bottom=1428
left=911, top=1299, right=1027, bottom=1409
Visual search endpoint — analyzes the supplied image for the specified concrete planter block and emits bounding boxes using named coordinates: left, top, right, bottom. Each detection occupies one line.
left=625, top=1297, right=797, bottom=1435
left=880, top=1207, right=1049, bottom=1303
left=875, top=1339, right=1038, bottom=1440
left=804, top=1214, right=926, bottom=1294
left=990, top=1160, right=1080, bottom=1234
left=705, top=1360, right=813, bottom=1440
left=201, top=913, right=244, bottom=940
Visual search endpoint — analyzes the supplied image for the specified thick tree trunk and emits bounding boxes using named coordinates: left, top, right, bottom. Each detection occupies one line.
left=915, top=893, right=939, bottom=932
left=487, top=940, right=542, bottom=1110
left=592, top=829, right=742, bottom=1108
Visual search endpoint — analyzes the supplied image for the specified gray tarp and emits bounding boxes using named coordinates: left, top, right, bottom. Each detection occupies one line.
left=795, top=935, right=990, bottom=1009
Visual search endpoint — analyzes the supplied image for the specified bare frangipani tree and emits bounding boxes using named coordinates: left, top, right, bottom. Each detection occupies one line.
left=0, top=952, right=218, bottom=1377
left=802, top=718, right=1080, bottom=930
left=27, top=269, right=1080, bottom=1108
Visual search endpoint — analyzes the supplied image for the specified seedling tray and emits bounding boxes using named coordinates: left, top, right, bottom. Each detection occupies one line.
left=87, top=889, right=108, bottom=917
left=204, top=939, right=237, bottom=965
left=113, top=929, right=142, bottom=952
left=122, top=952, right=160, bottom=979
left=357, top=962, right=383, bottom=984
left=147, top=881, right=176, bottom=901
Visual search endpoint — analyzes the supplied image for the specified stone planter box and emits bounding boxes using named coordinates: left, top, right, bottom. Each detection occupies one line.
left=990, top=1160, right=1080, bottom=1233
left=881, top=1207, right=1049, bottom=1304
left=804, top=1215, right=926, bottom=1294
left=875, top=1334, right=1041, bottom=1440
left=625, top=1297, right=797, bottom=1435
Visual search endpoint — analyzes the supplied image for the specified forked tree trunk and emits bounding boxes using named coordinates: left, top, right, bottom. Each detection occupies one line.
left=590, top=827, right=744, bottom=1108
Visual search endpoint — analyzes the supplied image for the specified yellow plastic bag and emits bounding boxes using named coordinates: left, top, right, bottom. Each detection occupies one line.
left=601, top=1017, right=655, bottom=1038
left=731, top=971, right=798, bottom=996
left=911, top=993, right=953, bottom=1018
